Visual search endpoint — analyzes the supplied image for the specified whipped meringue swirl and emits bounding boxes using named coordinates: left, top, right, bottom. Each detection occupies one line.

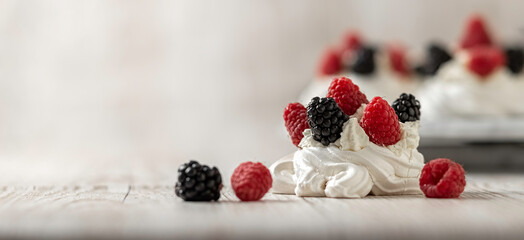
left=270, top=105, right=424, bottom=198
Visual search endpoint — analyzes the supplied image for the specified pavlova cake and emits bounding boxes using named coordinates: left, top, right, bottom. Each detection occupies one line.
left=418, top=15, right=524, bottom=118
left=272, top=77, right=424, bottom=198
left=299, top=32, right=418, bottom=104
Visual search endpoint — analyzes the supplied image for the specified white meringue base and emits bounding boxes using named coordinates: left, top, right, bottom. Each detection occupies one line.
left=271, top=144, right=423, bottom=198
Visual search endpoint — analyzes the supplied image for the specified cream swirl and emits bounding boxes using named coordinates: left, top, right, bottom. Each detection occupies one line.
left=293, top=147, right=374, bottom=198
left=271, top=106, right=424, bottom=198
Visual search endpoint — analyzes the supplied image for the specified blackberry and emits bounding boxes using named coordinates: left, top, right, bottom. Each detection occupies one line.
left=349, top=46, right=376, bottom=75
left=414, top=65, right=428, bottom=76
left=306, top=97, right=349, bottom=146
left=392, top=93, right=421, bottom=123
left=505, top=47, right=524, bottom=74
left=415, top=44, right=452, bottom=76
left=175, top=160, right=222, bottom=201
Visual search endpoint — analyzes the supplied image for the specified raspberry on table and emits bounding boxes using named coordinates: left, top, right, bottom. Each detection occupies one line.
left=307, top=97, right=349, bottom=146
left=460, top=15, right=493, bottom=49
left=392, top=93, right=421, bottom=123
left=318, top=48, right=342, bottom=76
left=419, top=158, right=466, bottom=198
left=175, top=160, right=223, bottom=201
left=283, top=102, right=309, bottom=147
left=231, top=162, right=273, bottom=201
left=360, top=96, right=401, bottom=146
left=327, top=77, right=369, bottom=116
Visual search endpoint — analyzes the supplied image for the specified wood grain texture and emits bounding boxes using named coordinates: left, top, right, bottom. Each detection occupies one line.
left=0, top=174, right=523, bottom=239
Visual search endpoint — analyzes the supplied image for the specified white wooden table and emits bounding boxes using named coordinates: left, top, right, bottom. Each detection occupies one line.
left=1, top=174, right=524, bottom=239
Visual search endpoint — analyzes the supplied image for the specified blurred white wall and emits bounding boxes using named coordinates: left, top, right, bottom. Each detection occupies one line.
left=1, top=0, right=523, bottom=183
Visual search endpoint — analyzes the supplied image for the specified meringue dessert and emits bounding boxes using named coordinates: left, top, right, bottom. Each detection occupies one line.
left=418, top=15, right=524, bottom=119
left=274, top=77, right=424, bottom=198
left=419, top=49, right=524, bottom=118
left=299, top=32, right=418, bottom=105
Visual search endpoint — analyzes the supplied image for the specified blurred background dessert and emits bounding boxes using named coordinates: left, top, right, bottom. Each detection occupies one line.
left=297, top=13, right=524, bottom=172
left=299, top=32, right=418, bottom=104
left=419, top=15, right=524, bottom=119
left=414, top=15, right=524, bottom=171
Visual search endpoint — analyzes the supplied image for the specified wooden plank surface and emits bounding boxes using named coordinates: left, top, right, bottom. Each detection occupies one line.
left=0, top=174, right=524, bottom=240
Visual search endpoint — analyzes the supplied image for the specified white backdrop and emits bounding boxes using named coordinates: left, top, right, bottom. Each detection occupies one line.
left=1, top=0, right=523, bottom=184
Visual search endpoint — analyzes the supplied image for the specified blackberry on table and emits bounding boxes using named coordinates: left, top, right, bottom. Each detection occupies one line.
left=349, top=46, right=376, bottom=75
left=307, top=97, right=349, bottom=146
left=392, top=93, right=421, bottom=123
left=505, top=47, right=524, bottom=74
left=175, top=160, right=222, bottom=201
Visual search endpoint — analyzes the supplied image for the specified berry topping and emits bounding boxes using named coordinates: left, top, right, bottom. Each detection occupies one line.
left=340, top=32, right=362, bottom=67
left=460, top=15, right=493, bottom=49
left=327, top=77, right=369, bottom=116
left=505, top=47, right=524, bottom=74
left=307, top=97, right=349, bottom=146
left=387, top=45, right=411, bottom=77
left=350, top=46, right=376, bottom=74
left=342, top=31, right=362, bottom=52
left=466, top=46, right=506, bottom=78
left=360, top=97, right=401, bottom=146
left=175, top=160, right=223, bottom=201
left=283, top=103, right=310, bottom=147
left=231, top=162, right=273, bottom=201
left=392, top=93, right=421, bottom=123
left=415, top=44, right=453, bottom=76
left=419, top=158, right=466, bottom=198
left=318, top=48, right=342, bottom=76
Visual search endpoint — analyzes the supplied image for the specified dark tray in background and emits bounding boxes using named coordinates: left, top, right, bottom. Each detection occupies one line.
left=419, top=141, right=524, bottom=172
left=419, top=118, right=524, bottom=172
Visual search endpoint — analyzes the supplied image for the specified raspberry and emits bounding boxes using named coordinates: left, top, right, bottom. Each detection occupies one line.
left=342, top=31, right=362, bottom=52
left=340, top=32, right=362, bottom=67
left=283, top=102, right=309, bottom=147
left=460, top=15, right=493, bottom=49
left=419, top=158, right=466, bottom=198
left=318, top=48, right=342, bottom=76
left=387, top=44, right=411, bottom=77
left=327, top=77, right=369, bottom=116
left=359, top=97, right=401, bottom=146
left=467, top=46, right=506, bottom=78
left=231, top=162, right=272, bottom=201
left=307, top=97, right=349, bottom=146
